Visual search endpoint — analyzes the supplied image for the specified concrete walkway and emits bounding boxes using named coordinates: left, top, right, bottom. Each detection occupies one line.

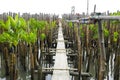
left=51, top=22, right=70, bottom=80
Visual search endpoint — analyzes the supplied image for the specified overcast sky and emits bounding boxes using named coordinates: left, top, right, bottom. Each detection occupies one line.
left=0, top=0, right=120, bottom=15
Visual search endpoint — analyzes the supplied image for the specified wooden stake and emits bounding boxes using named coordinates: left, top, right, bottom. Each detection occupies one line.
left=97, top=20, right=106, bottom=80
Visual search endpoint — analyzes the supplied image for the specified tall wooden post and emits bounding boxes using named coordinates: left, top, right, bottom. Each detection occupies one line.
left=97, top=19, right=106, bottom=80
left=77, top=22, right=82, bottom=80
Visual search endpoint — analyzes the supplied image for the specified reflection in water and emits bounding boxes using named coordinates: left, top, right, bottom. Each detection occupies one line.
left=90, top=54, right=115, bottom=80
left=46, top=74, right=52, bottom=80
left=0, top=52, right=117, bottom=80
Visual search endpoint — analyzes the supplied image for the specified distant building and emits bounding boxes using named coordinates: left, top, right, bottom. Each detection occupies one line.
left=71, top=6, right=75, bottom=14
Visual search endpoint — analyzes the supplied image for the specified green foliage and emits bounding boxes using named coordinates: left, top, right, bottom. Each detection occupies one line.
left=0, top=32, right=18, bottom=47
left=29, top=18, right=37, bottom=29
left=89, top=24, right=98, bottom=39
left=29, top=19, right=47, bottom=31
left=0, top=14, right=49, bottom=47
left=68, top=22, right=73, bottom=28
left=27, top=32, right=37, bottom=44
left=0, top=20, right=5, bottom=28
left=110, top=11, right=120, bottom=24
left=113, top=31, right=119, bottom=42
left=0, top=19, right=10, bottom=30
left=10, top=35, right=19, bottom=47
left=19, top=29, right=28, bottom=41
left=19, top=17, right=27, bottom=30
left=18, top=29, right=37, bottom=44
left=110, top=11, right=120, bottom=16
left=79, top=25, right=85, bottom=37
left=38, top=20, right=46, bottom=30
left=51, top=21, right=56, bottom=27
left=40, top=33, right=46, bottom=41
left=5, top=19, right=11, bottom=30
left=104, top=28, right=109, bottom=37
left=89, top=24, right=94, bottom=30
left=18, top=28, right=37, bottom=45
left=8, top=14, right=19, bottom=29
left=110, top=11, right=120, bottom=42
left=0, top=15, right=26, bottom=47
left=0, top=32, right=11, bottom=43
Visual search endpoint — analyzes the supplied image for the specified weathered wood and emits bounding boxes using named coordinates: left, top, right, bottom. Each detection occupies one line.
left=44, top=53, right=55, bottom=56
left=41, top=68, right=78, bottom=71
left=56, top=39, right=68, bottom=42
left=43, top=71, right=53, bottom=74
left=67, top=54, right=77, bottom=56
left=70, top=71, right=91, bottom=77
left=34, top=70, right=53, bottom=74
left=66, top=20, right=79, bottom=23
left=97, top=20, right=106, bottom=80
left=92, top=16, right=120, bottom=20
left=66, top=15, right=120, bottom=24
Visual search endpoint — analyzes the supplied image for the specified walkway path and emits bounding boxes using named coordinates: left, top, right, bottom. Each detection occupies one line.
left=51, top=22, right=70, bottom=80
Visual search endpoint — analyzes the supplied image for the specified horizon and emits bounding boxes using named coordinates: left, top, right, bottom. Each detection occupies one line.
left=0, top=0, right=120, bottom=15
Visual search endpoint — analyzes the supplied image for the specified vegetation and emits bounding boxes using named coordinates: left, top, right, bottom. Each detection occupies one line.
left=0, top=13, right=58, bottom=80
left=0, top=11, right=120, bottom=80
left=62, top=11, right=120, bottom=80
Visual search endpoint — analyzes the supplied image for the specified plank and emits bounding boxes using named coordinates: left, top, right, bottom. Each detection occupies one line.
left=51, top=22, right=70, bottom=80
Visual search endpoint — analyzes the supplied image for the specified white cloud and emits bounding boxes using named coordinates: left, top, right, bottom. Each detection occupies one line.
left=0, top=0, right=119, bottom=15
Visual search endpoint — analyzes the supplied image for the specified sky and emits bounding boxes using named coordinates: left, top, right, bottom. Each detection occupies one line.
left=0, top=0, right=120, bottom=15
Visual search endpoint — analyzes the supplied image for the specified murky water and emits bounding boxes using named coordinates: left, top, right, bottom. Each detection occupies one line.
left=46, top=74, right=52, bottom=80
left=0, top=52, right=117, bottom=80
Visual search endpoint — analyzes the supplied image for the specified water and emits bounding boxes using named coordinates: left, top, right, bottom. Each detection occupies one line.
left=0, top=78, right=6, bottom=80
left=46, top=74, right=52, bottom=80
left=90, top=54, right=115, bottom=80
left=0, top=51, right=116, bottom=80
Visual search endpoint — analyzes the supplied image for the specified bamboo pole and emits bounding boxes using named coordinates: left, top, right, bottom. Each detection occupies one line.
left=75, top=23, right=82, bottom=80
left=106, top=13, right=111, bottom=79
left=97, top=20, right=106, bottom=80
left=86, top=24, right=91, bottom=73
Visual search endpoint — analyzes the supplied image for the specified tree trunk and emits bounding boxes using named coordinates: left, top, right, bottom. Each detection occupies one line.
left=4, top=47, right=9, bottom=75
left=30, top=44, right=34, bottom=80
